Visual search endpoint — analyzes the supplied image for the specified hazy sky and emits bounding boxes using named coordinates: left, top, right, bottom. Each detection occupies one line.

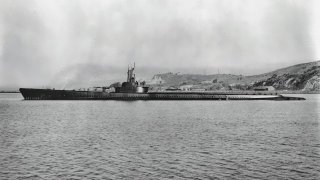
left=0, top=0, right=319, bottom=89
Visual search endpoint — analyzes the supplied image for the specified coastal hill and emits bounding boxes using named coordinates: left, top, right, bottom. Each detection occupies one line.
left=0, top=60, right=318, bottom=93
left=148, top=60, right=320, bottom=92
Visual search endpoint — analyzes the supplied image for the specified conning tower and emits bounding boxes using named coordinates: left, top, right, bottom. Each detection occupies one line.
left=115, top=63, right=149, bottom=93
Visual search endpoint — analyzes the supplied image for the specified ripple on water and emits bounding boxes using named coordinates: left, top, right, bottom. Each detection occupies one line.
left=0, top=94, right=319, bottom=179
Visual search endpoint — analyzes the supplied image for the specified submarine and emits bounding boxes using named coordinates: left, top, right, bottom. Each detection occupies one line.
left=19, top=64, right=305, bottom=101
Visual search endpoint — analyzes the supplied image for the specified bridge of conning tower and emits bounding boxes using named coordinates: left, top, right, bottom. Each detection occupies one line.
left=127, top=63, right=136, bottom=83
left=115, top=62, right=149, bottom=93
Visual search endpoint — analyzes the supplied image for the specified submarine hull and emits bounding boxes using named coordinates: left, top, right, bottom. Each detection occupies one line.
left=19, top=88, right=305, bottom=101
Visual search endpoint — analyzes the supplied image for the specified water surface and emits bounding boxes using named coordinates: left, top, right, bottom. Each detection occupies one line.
left=0, top=93, right=319, bottom=179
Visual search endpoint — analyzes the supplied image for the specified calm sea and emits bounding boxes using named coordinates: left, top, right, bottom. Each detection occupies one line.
left=0, top=93, right=319, bottom=179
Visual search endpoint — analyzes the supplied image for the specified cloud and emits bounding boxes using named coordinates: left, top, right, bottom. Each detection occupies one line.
left=0, top=0, right=318, bottom=89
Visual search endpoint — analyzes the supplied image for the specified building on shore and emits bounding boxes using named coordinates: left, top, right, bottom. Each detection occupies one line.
left=165, top=87, right=181, bottom=91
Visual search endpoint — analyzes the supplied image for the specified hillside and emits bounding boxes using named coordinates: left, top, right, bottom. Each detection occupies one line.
left=148, top=60, right=320, bottom=92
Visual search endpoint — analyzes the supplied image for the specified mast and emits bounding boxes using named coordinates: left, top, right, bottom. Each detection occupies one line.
left=127, top=62, right=136, bottom=83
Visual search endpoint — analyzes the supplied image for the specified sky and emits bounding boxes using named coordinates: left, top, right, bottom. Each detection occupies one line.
left=0, top=0, right=319, bottom=89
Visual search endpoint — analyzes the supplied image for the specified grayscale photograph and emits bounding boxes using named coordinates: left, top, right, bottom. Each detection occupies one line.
left=0, top=0, right=319, bottom=179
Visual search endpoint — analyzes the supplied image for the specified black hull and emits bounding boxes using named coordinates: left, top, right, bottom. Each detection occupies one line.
left=19, top=88, right=305, bottom=101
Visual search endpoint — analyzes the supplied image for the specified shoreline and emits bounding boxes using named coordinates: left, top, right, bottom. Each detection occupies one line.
left=1, top=91, right=319, bottom=94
